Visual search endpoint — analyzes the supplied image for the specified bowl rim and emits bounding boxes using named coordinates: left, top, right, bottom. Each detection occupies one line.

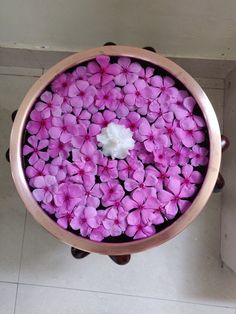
left=10, top=45, right=221, bottom=255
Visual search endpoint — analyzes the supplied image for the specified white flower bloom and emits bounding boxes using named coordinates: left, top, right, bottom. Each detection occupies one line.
left=97, top=122, right=135, bottom=159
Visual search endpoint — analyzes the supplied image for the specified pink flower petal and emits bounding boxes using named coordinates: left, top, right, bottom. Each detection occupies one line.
left=124, top=179, right=139, bottom=191
left=158, top=190, right=173, bottom=203
left=127, top=210, right=141, bottom=225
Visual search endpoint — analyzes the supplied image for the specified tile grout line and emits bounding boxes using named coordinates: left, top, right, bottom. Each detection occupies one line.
left=13, top=211, right=27, bottom=314
left=16, top=281, right=236, bottom=310
left=0, top=73, right=42, bottom=78
left=30, top=50, right=44, bottom=69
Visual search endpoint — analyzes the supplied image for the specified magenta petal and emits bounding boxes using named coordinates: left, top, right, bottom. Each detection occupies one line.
left=179, top=185, right=196, bottom=198
left=28, top=153, right=39, bottom=165
left=124, top=179, right=138, bottom=191
left=168, top=179, right=181, bottom=195
left=87, top=196, right=100, bottom=208
left=32, top=189, right=45, bottom=202
left=69, top=184, right=82, bottom=197
left=184, top=96, right=195, bottom=112
left=141, top=209, right=155, bottom=225
left=60, top=131, right=71, bottom=143
left=139, top=119, right=150, bottom=136
left=26, top=121, right=40, bottom=134
left=178, top=199, right=191, bottom=213
left=84, top=206, right=97, bottom=219
left=68, top=84, right=78, bottom=97
left=41, top=91, right=52, bottom=103
left=127, top=73, right=139, bottom=84
left=57, top=217, right=68, bottom=229
left=129, top=62, right=141, bottom=73
left=194, top=131, right=204, bottom=143
left=107, top=63, right=121, bottom=75
left=132, top=189, right=145, bottom=205
left=118, top=57, right=131, bottom=68
left=92, top=112, right=103, bottom=124
left=89, top=73, right=101, bottom=85
left=101, top=73, right=114, bottom=86
left=133, top=169, right=145, bottom=183
left=96, top=55, right=110, bottom=68
left=87, top=61, right=100, bottom=73
left=158, top=190, right=173, bottom=203
left=182, top=164, right=193, bottom=178
left=114, top=73, right=127, bottom=86
left=164, top=76, right=174, bottom=88
left=64, top=113, right=76, bottom=126
left=70, top=218, right=80, bottom=230
left=145, top=174, right=158, bottom=187
left=190, top=171, right=203, bottom=184
left=135, top=79, right=146, bottom=91
left=127, top=210, right=140, bottom=225
left=144, top=140, right=154, bottom=152
left=173, top=106, right=188, bottom=120
left=38, top=151, right=49, bottom=161
left=49, top=127, right=61, bottom=139
left=89, top=124, right=100, bottom=136
left=52, top=117, right=63, bottom=127
left=180, top=117, right=196, bottom=130
left=194, top=115, right=205, bottom=127
left=124, top=94, right=136, bottom=106
left=182, top=134, right=195, bottom=147
left=125, top=225, right=138, bottom=237
left=107, top=207, right=117, bottom=219
left=102, top=219, right=114, bottom=230
left=122, top=196, right=137, bottom=211
left=134, top=230, right=147, bottom=240
left=165, top=201, right=178, bottom=219
left=150, top=75, right=163, bottom=87
left=152, top=213, right=164, bottom=225
left=38, top=139, right=49, bottom=150
left=23, top=145, right=33, bottom=155
left=25, top=166, right=37, bottom=178
left=30, top=110, right=41, bottom=121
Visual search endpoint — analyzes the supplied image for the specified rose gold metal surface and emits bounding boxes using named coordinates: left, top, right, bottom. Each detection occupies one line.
left=10, top=46, right=221, bottom=255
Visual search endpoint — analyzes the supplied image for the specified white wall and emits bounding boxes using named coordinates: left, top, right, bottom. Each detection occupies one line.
left=221, top=69, right=236, bottom=272
left=0, top=0, right=236, bottom=59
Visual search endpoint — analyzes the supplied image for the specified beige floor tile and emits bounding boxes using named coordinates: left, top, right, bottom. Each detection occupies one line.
left=19, top=193, right=236, bottom=307
left=15, top=284, right=235, bottom=314
left=0, top=75, right=38, bottom=281
left=0, top=48, right=40, bottom=69
left=0, top=282, right=17, bottom=314
left=1, top=73, right=232, bottom=312
left=31, top=50, right=72, bottom=69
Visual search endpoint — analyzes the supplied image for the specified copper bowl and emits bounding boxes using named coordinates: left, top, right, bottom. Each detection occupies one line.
left=10, top=46, right=221, bottom=255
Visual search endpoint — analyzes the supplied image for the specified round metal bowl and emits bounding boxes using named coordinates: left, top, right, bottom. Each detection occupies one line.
left=10, top=46, right=221, bottom=255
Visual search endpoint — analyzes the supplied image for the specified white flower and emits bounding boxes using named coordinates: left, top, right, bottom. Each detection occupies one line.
left=97, top=122, right=135, bottom=159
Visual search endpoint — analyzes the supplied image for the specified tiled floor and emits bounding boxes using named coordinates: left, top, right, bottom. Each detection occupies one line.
left=0, top=64, right=236, bottom=314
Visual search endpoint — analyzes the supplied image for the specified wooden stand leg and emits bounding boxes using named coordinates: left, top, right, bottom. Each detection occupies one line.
left=11, top=110, right=18, bottom=122
left=221, top=135, right=230, bottom=152
left=142, top=46, right=156, bottom=53
left=213, top=134, right=229, bottom=193
left=103, top=42, right=117, bottom=46
left=109, top=254, right=131, bottom=265
left=5, top=148, right=10, bottom=162
left=213, top=172, right=225, bottom=193
left=71, top=247, right=90, bottom=259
